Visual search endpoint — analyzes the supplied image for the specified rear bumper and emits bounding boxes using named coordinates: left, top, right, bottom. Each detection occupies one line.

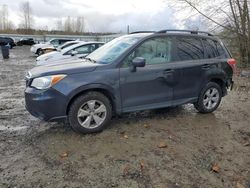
left=25, top=87, right=68, bottom=122
left=226, top=79, right=234, bottom=90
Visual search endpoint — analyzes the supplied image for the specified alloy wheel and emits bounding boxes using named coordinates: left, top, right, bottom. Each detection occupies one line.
left=77, top=100, right=107, bottom=129
left=203, top=87, right=220, bottom=110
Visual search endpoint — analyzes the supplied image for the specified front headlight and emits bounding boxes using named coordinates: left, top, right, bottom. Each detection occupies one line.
left=31, top=74, right=66, bottom=90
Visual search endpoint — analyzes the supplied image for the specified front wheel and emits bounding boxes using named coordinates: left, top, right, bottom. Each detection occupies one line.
left=194, top=82, right=222, bottom=113
left=68, top=92, right=112, bottom=134
left=37, top=49, right=44, bottom=56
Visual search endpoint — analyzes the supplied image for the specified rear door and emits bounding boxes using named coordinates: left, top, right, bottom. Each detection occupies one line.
left=119, top=36, right=175, bottom=112
left=172, top=36, right=206, bottom=103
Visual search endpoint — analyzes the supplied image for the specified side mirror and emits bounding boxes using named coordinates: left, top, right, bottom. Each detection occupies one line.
left=71, top=50, right=78, bottom=56
left=130, top=57, right=146, bottom=72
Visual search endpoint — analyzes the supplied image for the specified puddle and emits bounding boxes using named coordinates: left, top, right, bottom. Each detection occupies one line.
left=0, top=125, right=28, bottom=131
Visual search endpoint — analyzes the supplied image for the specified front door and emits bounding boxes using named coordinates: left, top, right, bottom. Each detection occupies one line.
left=119, top=37, right=175, bottom=112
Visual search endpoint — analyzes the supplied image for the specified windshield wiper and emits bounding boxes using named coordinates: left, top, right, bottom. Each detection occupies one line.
left=83, top=57, right=97, bottom=63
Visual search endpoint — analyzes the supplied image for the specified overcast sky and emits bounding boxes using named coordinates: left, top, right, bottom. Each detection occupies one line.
left=1, top=0, right=206, bottom=33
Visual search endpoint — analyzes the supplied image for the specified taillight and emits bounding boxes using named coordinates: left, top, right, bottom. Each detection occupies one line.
left=227, top=58, right=237, bottom=73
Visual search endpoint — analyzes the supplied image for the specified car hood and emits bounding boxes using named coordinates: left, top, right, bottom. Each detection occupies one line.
left=32, top=43, right=52, bottom=49
left=37, top=53, right=89, bottom=66
left=36, top=51, right=60, bottom=61
left=29, top=59, right=99, bottom=78
left=37, top=56, right=83, bottom=66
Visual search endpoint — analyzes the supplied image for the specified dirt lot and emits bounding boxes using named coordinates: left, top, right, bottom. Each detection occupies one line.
left=0, top=46, right=249, bottom=188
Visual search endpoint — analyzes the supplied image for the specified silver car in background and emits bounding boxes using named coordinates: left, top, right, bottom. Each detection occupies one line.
left=36, top=41, right=104, bottom=66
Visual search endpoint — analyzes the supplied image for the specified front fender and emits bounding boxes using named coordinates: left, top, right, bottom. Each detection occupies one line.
left=67, top=83, right=116, bottom=101
left=66, top=83, right=121, bottom=115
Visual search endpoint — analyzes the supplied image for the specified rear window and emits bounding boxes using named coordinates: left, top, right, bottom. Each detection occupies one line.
left=176, top=37, right=204, bottom=61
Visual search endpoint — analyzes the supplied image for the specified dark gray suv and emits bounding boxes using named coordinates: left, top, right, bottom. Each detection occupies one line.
left=25, top=30, right=236, bottom=134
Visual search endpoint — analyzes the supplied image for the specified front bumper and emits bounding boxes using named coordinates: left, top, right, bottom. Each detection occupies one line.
left=25, top=87, right=68, bottom=121
left=30, top=46, right=37, bottom=53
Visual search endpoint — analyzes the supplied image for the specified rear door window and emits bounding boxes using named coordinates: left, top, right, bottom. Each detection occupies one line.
left=176, top=37, right=204, bottom=61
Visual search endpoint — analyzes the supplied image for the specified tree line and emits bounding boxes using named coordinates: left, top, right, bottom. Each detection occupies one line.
left=0, top=2, right=86, bottom=35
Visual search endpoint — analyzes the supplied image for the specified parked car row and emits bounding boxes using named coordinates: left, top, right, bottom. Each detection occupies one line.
left=30, top=38, right=74, bottom=56
left=0, top=37, right=37, bottom=50
left=36, top=41, right=104, bottom=66
left=17, top=38, right=36, bottom=46
left=25, top=29, right=236, bottom=134
left=0, top=37, right=16, bottom=48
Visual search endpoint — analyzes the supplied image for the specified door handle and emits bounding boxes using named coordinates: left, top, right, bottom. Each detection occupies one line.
left=163, top=69, right=174, bottom=74
left=202, top=64, right=211, bottom=69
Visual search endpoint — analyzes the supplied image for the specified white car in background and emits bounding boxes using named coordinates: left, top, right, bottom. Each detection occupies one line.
left=36, top=41, right=104, bottom=66
left=39, top=40, right=81, bottom=55
left=30, top=38, right=73, bottom=56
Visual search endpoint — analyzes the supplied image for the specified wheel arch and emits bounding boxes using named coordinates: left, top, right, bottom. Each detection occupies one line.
left=66, top=84, right=116, bottom=116
left=202, top=68, right=228, bottom=97
left=209, top=77, right=227, bottom=96
left=36, top=48, right=42, bottom=54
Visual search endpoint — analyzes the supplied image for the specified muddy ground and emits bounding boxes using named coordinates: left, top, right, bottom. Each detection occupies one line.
left=0, top=46, right=249, bottom=188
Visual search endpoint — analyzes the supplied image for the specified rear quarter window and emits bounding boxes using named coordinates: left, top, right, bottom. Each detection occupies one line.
left=176, top=37, right=204, bottom=61
left=215, top=41, right=228, bottom=58
left=203, top=38, right=228, bottom=58
left=203, top=39, right=219, bottom=58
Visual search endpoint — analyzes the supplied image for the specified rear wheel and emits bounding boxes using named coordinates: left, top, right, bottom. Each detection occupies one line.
left=194, top=82, right=222, bottom=113
left=68, top=92, right=112, bottom=134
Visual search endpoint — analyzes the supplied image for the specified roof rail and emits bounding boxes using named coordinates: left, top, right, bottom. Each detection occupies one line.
left=129, top=31, right=155, bottom=34
left=156, top=29, right=213, bottom=36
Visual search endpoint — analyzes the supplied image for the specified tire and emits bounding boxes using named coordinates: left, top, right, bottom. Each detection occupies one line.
left=194, top=82, right=222, bottom=113
left=37, top=49, right=43, bottom=56
left=68, top=92, right=112, bottom=134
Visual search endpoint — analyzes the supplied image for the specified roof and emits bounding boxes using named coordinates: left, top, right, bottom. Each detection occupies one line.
left=130, top=29, right=213, bottom=37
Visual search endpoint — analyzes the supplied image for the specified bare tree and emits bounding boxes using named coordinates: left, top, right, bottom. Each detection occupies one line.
left=56, top=18, right=63, bottom=31
left=64, top=16, right=73, bottom=33
left=0, top=5, right=9, bottom=31
left=19, top=1, right=33, bottom=32
left=75, top=16, right=85, bottom=33
left=173, top=0, right=250, bottom=67
left=63, top=16, right=85, bottom=33
left=0, top=5, right=15, bottom=32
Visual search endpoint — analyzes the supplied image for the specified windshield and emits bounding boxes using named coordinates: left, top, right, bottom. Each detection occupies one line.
left=87, top=34, right=151, bottom=64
